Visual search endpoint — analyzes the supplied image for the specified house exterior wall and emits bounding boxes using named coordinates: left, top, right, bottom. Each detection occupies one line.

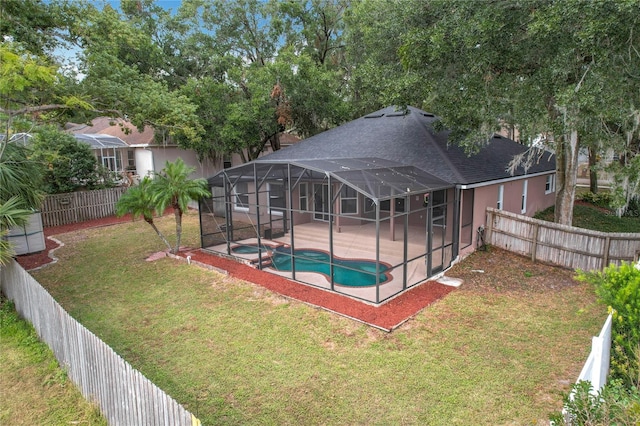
left=148, top=147, right=219, bottom=180
left=460, top=173, right=555, bottom=256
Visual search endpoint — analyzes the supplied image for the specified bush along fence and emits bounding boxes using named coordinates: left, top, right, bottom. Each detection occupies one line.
left=485, top=208, right=640, bottom=271
left=0, top=260, right=201, bottom=426
left=40, top=187, right=128, bottom=228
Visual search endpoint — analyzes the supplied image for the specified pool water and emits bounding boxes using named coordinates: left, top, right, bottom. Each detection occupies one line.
left=270, top=247, right=390, bottom=287
left=231, top=244, right=273, bottom=254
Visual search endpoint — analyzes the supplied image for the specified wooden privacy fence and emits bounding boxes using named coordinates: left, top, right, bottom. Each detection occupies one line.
left=486, top=207, right=640, bottom=271
left=0, top=260, right=201, bottom=426
left=41, top=187, right=128, bottom=228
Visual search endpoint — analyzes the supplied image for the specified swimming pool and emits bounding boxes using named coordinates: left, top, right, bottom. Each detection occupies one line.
left=269, top=247, right=390, bottom=287
left=231, top=244, right=273, bottom=254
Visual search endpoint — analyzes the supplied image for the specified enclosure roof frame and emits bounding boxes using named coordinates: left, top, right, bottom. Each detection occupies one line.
left=207, top=157, right=453, bottom=203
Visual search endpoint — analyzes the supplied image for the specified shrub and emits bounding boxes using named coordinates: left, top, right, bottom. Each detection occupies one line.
left=31, top=127, right=118, bottom=193
left=577, top=263, right=640, bottom=387
left=579, top=191, right=612, bottom=209
left=550, top=379, right=640, bottom=425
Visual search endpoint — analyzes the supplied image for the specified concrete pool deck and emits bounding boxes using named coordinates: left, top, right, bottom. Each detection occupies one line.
left=205, top=221, right=452, bottom=304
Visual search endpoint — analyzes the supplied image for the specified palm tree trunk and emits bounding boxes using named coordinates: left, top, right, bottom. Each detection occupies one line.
left=173, top=205, right=183, bottom=254
left=144, top=218, right=172, bottom=252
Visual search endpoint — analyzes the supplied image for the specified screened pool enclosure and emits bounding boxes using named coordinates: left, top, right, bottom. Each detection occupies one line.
left=199, top=158, right=458, bottom=304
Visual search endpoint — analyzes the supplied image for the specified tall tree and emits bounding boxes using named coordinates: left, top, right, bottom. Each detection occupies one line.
left=168, top=0, right=351, bottom=162
left=0, top=0, right=69, bottom=56
left=344, top=0, right=425, bottom=116
left=394, top=0, right=640, bottom=225
left=68, top=1, right=204, bottom=145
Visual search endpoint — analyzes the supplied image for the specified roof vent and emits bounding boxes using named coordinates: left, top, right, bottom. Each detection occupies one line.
left=422, top=113, right=435, bottom=117
left=494, top=134, right=503, bottom=139
left=364, top=113, right=385, bottom=119
left=386, top=111, right=407, bottom=117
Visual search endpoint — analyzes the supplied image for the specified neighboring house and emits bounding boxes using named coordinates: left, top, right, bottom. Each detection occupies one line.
left=72, top=133, right=132, bottom=176
left=199, top=106, right=556, bottom=304
left=67, top=117, right=219, bottom=180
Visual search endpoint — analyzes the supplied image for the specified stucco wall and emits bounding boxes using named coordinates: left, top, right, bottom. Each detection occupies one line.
left=460, top=173, right=556, bottom=256
left=148, top=147, right=220, bottom=180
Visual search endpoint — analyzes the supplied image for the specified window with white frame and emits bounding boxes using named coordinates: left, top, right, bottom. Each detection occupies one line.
left=497, top=185, right=504, bottom=210
left=521, top=180, right=528, bottom=213
left=299, top=183, right=308, bottom=211
left=127, top=150, right=135, bottom=169
left=234, top=181, right=249, bottom=212
left=545, top=174, right=555, bottom=194
left=340, top=186, right=358, bottom=214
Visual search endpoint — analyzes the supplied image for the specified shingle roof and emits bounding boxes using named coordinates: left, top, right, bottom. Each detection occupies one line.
left=260, top=106, right=555, bottom=185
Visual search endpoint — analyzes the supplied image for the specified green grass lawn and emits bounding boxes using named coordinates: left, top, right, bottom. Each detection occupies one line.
left=535, top=201, right=640, bottom=232
left=28, top=212, right=604, bottom=425
left=0, top=299, right=106, bottom=426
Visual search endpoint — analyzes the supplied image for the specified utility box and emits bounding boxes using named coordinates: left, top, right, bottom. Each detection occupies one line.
left=7, top=212, right=46, bottom=255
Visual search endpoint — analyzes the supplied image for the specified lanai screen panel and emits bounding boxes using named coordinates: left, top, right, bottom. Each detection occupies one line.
left=201, top=157, right=454, bottom=305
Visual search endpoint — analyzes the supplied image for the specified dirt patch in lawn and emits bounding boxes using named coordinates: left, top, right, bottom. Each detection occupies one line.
left=447, top=247, right=578, bottom=293
left=15, top=215, right=579, bottom=331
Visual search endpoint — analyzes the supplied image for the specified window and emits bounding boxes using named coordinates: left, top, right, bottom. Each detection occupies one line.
left=361, top=196, right=403, bottom=213
left=268, top=183, right=285, bottom=215
left=497, top=185, right=504, bottom=210
left=521, top=180, right=528, bottom=214
left=299, top=183, right=308, bottom=211
left=234, top=181, right=249, bottom=212
left=432, top=190, right=447, bottom=217
left=223, top=155, right=232, bottom=169
left=340, top=186, right=358, bottom=214
left=99, top=154, right=118, bottom=172
left=127, top=150, right=135, bottom=168
left=364, top=197, right=375, bottom=213
left=545, top=174, right=555, bottom=194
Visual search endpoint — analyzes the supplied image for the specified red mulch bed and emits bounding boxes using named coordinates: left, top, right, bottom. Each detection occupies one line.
left=15, top=214, right=134, bottom=271
left=15, top=215, right=455, bottom=331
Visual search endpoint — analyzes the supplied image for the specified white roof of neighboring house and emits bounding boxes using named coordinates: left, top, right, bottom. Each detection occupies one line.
left=74, top=134, right=129, bottom=149
left=67, top=117, right=155, bottom=146
left=0, top=133, right=33, bottom=144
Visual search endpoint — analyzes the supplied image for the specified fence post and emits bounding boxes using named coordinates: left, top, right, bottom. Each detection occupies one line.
left=602, top=236, right=611, bottom=270
left=531, top=223, right=539, bottom=263
left=485, top=209, right=493, bottom=245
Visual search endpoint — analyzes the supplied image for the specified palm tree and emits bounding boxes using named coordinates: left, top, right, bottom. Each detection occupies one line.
left=151, top=158, right=210, bottom=254
left=115, top=177, right=172, bottom=252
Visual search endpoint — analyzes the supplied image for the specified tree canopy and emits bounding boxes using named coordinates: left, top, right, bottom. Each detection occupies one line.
left=2, top=0, right=639, bottom=226
left=356, top=0, right=640, bottom=224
